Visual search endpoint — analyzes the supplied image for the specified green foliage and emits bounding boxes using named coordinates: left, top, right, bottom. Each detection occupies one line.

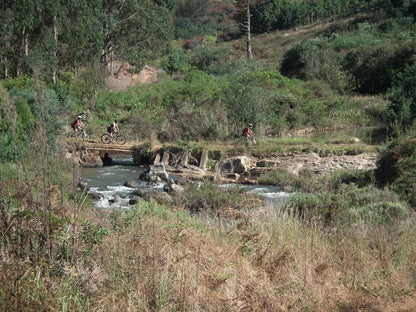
left=328, top=22, right=379, bottom=51
left=280, top=38, right=351, bottom=93
left=330, top=169, right=374, bottom=188
left=249, top=0, right=387, bottom=34
left=2, top=0, right=173, bottom=81
left=179, top=180, right=253, bottom=215
left=155, top=0, right=177, bottom=10
left=81, top=221, right=110, bottom=250
left=161, top=46, right=189, bottom=73
left=387, top=58, right=416, bottom=133
left=71, top=64, right=104, bottom=103
left=175, top=0, right=211, bottom=22
left=375, top=138, right=416, bottom=207
left=189, top=44, right=225, bottom=72
left=2, top=76, right=34, bottom=89
left=109, top=200, right=203, bottom=233
left=174, top=17, right=207, bottom=39
left=126, top=69, right=226, bottom=141
left=259, top=168, right=328, bottom=193
left=282, top=184, right=408, bottom=227
left=14, top=96, right=35, bottom=131
left=57, top=1, right=103, bottom=70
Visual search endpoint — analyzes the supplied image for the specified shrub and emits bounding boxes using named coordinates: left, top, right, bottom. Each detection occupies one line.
left=282, top=183, right=407, bottom=228
left=387, top=58, right=416, bottom=133
left=376, top=138, right=416, bottom=207
left=161, top=46, right=190, bottom=73
left=280, top=38, right=351, bottom=93
left=178, top=180, right=259, bottom=216
left=188, top=43, right=225, bottom=72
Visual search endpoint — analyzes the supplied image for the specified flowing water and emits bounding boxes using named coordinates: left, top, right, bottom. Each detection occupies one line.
left=81, top=155, right=164, bottom=209
left=81, top=155, right=292, bottom=209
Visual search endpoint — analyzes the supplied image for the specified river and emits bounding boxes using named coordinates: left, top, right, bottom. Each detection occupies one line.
left=81, top=155, right=292, bottom=209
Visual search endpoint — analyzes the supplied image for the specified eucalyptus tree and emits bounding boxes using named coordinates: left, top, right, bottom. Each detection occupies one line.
left=0, top=0, right=36, bottom=78
left=154, top=0, right=177, bottom=11
left=173, top=0, right=213, bottom=39
left=0, top=0, right=103, bottom=82
left=101, top=0, right=173, bottom=74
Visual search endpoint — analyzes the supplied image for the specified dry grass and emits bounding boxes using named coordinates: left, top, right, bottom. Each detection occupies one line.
left=2, top=185, right=416, bottom=311
left=49, top=200, right=414, bottom=312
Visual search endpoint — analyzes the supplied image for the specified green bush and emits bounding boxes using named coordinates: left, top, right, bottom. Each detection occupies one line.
left=282, top=184, right=407, bottom=227
left=161, top=46, right=189, bottom=73
left=174, top=17, right=214, bottom=40
left=280, top=38, right=351, bottom=93
left=376, top=138, right=416, bottom=207
left=387, top=58, right=416, bottom=133
left=188, top=43, right=225, bottom=72
left=179, top=180, right=257, bottom=216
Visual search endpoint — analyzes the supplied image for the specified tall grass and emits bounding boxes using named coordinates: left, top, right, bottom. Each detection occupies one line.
left=2, top=160, right=416, bottom=311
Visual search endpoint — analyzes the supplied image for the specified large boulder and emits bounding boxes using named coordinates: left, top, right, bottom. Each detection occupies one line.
left=216, top=156, right=256, bottom=175
left=167, top=165, right=213, bottom=182
left=140, top=163, right=170, bottom=183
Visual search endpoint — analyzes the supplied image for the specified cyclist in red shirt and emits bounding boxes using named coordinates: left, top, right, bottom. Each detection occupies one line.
left=242, top=123, right=257, bottom=145
left=71, top=116, right=84, bottom=137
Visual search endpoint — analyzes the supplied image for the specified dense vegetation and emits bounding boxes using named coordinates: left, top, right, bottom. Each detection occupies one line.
left=2, top=0, right=416, bottom=311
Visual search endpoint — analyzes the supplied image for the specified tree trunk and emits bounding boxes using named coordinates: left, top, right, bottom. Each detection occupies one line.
left=53, top=15, right=58, bottom=84
left=2, top=55, right=8, bottom=78
left=246, top=0, right=253, bottom=60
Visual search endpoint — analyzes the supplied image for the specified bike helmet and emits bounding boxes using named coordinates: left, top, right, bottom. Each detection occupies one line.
left=248, top=123, right=253, bottom=127
left=115, top=119, right=119, bottom=122
left=77, top=116, right=82, bottom=119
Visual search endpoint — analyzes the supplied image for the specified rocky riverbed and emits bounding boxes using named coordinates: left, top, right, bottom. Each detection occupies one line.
left=159, top=151, right=378, bottom=185
left=67, top=142, right=379, bottom=184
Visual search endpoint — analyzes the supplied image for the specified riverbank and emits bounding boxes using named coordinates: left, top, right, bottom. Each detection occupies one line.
left=67, top=135, right=381, bottom=186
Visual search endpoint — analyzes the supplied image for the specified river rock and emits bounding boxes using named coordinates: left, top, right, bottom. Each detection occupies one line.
left=78, top=181, right=90, bottom=192
left=129, top=195, right=144, bottom=205
left=140, top=163, right=170, bottom=183
left=163, top=180, right=185, bottom=194
left=81, top=151, right=103, bottom=167
left=166, top=165, right=214, bottom=182
left=143, top=190, right=173, bottom=205
left=89, top=191, right=103, bottom=201
left=124, top=180, right=141, bottom=188
left=216, top=156, right=255, bottom=174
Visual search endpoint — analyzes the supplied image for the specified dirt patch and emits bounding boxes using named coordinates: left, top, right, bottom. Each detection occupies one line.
left=105, top=61, right=159, bottom=90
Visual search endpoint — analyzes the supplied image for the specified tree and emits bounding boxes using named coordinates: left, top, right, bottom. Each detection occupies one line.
left=101, top=0, right=173, bottom=73
left=387, top=60, right=416, bottom=134
left=235, top=0, right=254, bottom=59
left=175, top=0, right=210, bottom=22
left=0, top=0, right=36, bottom=78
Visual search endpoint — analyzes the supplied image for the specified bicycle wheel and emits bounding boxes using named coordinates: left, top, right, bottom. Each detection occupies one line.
left=235, top=136, right=246, bottom=145
left=116, top=134, right=126, bottom=145
left=68, top=131, right=76, bottom=138
left=101, top=133, right=111, bottom=144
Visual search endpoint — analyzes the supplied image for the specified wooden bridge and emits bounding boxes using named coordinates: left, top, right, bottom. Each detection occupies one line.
left=82, top=142, right=137, bottom=156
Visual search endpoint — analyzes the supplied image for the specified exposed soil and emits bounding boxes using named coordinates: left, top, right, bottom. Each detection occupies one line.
left=105, top=61, right=159, bottom=90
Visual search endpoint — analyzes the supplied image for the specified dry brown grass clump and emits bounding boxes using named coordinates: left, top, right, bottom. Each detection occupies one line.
left=79, top=198, right=416, bottom=312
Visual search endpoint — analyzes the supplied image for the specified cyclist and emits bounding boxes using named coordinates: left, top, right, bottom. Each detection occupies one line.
left=107, top=119, right=120, bottom=139
left=242, top=123, right=257, bottom=145
left=71, top=116, right=85, bottom=137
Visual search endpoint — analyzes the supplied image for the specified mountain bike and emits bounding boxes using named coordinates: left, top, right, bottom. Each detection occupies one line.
left=100, top=132, right=126, bottom=145
left=235, top=134, right=258, bottom=146
left=68, top=128, right=88, bottom=139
